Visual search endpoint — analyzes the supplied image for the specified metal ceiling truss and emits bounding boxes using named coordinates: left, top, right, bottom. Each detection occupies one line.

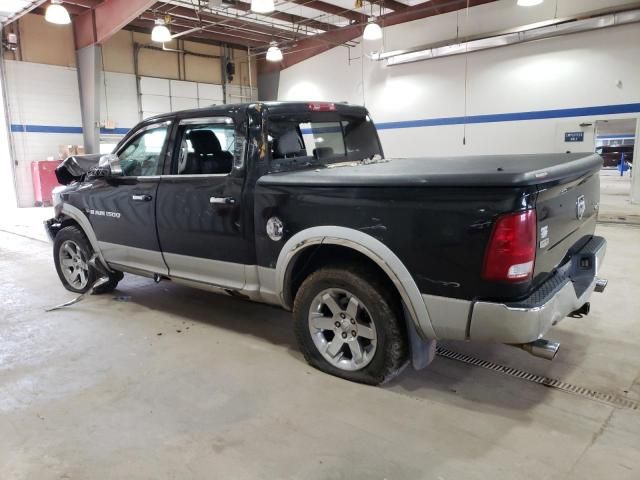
left=16, top=0, right=507, bottom=67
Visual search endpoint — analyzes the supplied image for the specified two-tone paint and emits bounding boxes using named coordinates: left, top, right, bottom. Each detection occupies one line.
left=48, top=101, right=606, bottom=346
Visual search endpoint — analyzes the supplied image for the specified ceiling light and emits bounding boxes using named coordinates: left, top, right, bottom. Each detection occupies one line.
left=517, top=0, right=544, bottom=6
left=363, top=18, right=383, bottom=41
left=251, top=0, right=275, bottom=14
left=45, top=0, right=71, bottom=25
left=266, top=42, right=283, bottom=62
left=151, top=18, right=172, bottom=43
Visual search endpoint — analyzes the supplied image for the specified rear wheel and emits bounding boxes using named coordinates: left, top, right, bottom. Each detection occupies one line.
left=293, top=266, right=408, bottom=385
left=53, top=226, right=122, bottom=294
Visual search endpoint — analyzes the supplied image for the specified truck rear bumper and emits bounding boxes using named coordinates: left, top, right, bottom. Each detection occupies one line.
left=468, top=236, right=607, bottom=344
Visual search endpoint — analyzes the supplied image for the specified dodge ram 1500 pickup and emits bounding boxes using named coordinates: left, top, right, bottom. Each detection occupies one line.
left=46, top=101, right=607, bottom=384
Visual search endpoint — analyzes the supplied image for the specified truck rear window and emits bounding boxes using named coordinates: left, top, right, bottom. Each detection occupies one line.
left=267, top=113, right=382, bottom=172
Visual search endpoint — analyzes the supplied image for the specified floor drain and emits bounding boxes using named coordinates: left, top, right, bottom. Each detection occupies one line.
left=436, top=347, right=639, bottom=411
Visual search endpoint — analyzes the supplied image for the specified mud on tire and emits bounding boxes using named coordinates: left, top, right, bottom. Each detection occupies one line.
left=293, top=265, right=409, bottom=385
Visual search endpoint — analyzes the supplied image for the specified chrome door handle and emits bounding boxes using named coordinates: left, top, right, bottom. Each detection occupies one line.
left=132, top=194, right=152, bottom=202
left=209, top=196, right=236, bottom=205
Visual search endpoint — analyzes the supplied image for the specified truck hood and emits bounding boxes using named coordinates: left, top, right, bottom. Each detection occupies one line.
left=257, top=153, right=602, bottom=188
left=55, top=153, right=102, bottom=185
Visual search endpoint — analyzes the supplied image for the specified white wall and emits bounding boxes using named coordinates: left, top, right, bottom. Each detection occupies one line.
left=4, top=61, right=230, bottom=206
left=0, top=60, right=16, bottom=208
left=278, top=1, right=640, bottom=158
left=5, top=61, right=83, bottom=207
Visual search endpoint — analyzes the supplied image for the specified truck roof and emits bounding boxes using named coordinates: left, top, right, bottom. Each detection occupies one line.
left=140, top=101, right=368, bottom=126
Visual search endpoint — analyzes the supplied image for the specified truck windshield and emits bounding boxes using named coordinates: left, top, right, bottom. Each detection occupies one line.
left=267, top=113, right=382, bottom=172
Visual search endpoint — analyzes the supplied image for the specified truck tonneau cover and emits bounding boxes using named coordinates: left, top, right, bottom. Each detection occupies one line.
left=258, top=153, right=602, bottom=188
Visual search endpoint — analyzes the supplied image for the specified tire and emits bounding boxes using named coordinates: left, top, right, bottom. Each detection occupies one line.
left=293, top=265, right=409, bottom=385
left=53, top=225, right=122, bottom=294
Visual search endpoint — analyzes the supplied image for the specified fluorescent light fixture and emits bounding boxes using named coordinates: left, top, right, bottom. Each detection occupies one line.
left=251, top=0, right=275, bottom=14
left=383, top=7, right=640, bottom=66
left=363, top=18, right=383, bottom=41
left=517, top=0, right=544, bottom=6
left=45, top=0, right=71, bottom=25
left=151, top=19, right=172, bottom=43
left=266, top=42, right=283, bottom=62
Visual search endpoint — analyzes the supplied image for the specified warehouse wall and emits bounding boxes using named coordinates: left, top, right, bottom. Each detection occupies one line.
left=2, top=14, right=257, bottom=207
left=0, top=60, right=16, bottom=208
left=278, top=0, right=640, bottom=158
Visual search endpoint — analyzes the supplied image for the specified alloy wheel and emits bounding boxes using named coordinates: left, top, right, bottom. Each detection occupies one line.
left=59, top=240, right=89, bottom=290
left=308, top=288, right=378, bottom=371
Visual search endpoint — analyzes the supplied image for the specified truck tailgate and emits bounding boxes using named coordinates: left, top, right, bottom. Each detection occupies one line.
left=533, top=169, right=600, bottom=284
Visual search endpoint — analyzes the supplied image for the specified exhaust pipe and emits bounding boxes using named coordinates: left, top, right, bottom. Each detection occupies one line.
left=594, top=278, right=608, bottom=293
left=521, top=339, right=560, bottom=360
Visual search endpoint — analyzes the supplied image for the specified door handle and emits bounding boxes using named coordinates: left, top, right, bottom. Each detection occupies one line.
left=209, top=196, right=236, bottom=205
left=132, top=194, right=152, bottom=202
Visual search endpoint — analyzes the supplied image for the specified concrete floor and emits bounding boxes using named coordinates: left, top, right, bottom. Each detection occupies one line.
left=1, top=219, right=640, bottom=479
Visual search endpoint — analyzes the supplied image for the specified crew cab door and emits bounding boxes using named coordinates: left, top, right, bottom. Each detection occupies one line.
left=86, top=120, right=172, bottom=274
left=155, top=116, right=249, bottom=289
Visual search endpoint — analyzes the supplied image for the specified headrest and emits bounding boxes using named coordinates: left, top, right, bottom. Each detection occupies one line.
left=189, top=130, right=222, bottom=155
left=276, top=130, right=303, bottom=156
left=313, top=147, right=334, bottom=160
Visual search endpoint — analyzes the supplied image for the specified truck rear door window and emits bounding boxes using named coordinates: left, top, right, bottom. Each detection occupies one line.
left=173, top=119, right=236, bottom=175
left=268, top=114, right=381, bottom=172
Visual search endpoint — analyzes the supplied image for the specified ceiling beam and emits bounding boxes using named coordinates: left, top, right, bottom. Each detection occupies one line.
left=371, top=0, right=409, bottom=12
left=126, top=22, right=251, bottom=50
left=34, top=2, right=87, bottom=16
left=259, top=0, right=497, bottom=71
left=284, top=0, right=368, bottom=24
left=151, top=4, right=303, bottom=41
left=224, top=0, right=337, bottom=31
left=74, top=0, right=156, bottom=49
left=131, top=18, right=267, bottom=48
left=62, top=0, right=102, bottom=8
left=2, top=0, right=47, bottom=25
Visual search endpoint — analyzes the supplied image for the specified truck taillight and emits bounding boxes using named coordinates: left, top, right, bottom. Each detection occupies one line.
left=482, top=209, right=537, bottom=282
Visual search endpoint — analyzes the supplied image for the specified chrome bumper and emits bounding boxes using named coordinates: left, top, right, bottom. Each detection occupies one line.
left=469, top=236, right=607, bottom=344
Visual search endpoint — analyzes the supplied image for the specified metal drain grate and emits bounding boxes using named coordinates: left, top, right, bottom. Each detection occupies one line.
left=436, top=347, right=639, bottom=411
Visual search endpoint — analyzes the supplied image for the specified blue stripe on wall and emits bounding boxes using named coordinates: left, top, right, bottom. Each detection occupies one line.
left=100, top=127, right=131, bottom=135
left=9, top=102, right=640, bottom=135
left=10, top=124, right=132, bottom=135
left=375, top=102, right=640, bottom=130
left=11, top=124, right=83, bottom=134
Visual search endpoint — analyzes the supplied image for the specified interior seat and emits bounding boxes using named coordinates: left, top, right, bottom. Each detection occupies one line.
left=188, top=130, right=233, bottom=174
left=274, top=129, right=306, bottom=158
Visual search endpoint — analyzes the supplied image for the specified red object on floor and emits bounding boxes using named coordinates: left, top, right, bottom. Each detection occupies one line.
left=31, top=160, right=62, bottom=206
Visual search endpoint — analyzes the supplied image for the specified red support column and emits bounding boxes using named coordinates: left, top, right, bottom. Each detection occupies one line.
left=73, top=0, right=156, bottom=48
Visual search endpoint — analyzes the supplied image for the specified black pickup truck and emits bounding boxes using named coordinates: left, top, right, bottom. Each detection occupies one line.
left=46, top=101, right=607, bottom=385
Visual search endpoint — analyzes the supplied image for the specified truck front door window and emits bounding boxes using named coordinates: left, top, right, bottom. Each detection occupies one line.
left=118, top=127, right=168, bottom=177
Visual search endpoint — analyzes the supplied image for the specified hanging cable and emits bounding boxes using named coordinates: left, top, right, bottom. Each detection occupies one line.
left=462, top=0, right=470, bottom=146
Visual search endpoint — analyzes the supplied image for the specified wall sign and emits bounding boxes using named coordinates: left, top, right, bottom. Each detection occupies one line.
left=565, top=131, right=584, bottom=142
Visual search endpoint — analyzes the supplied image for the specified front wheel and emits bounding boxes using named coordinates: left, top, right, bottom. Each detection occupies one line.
left=293, top=266, right=408, bottom=385
left=53, top=225, right=122, bottom=294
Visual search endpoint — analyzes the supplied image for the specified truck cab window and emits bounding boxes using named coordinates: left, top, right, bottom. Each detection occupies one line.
left=118, top=126, right=168, bottom=177
left=268, top=114, right=382, bottom=172
left=175, top=121, right=236, bottom=175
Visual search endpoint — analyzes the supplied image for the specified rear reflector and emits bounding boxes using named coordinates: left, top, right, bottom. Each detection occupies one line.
left=482, top=209, right=537, bottom=282
left=308, top=102, right=336, bottom=112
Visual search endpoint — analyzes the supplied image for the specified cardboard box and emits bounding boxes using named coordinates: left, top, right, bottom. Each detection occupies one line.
left=59, top=144, right=85, bottom=158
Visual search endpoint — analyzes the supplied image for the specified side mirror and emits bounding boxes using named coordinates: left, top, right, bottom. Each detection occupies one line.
left=97, top=153, right=122, bottom=177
